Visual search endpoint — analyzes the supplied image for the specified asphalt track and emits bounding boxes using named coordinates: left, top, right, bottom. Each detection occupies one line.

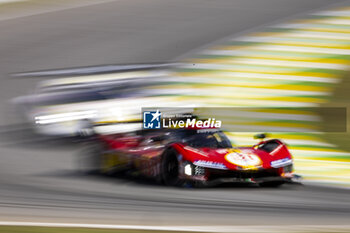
left=0, top=0, right=350, bottom=227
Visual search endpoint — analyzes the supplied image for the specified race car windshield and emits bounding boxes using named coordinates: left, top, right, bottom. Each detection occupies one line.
left=184, top=131, right=232, bottom=148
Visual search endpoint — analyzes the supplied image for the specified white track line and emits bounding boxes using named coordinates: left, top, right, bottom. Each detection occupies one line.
left=202, top=49, right=263, bottom=56
left=227, top=58, right=348, bottom=70
left=253, top=45, right=350, bottom=55
left=0, top=222, right=349, bottom=232
left=234, top=35, right=350, bottom=44
left=172, top=75, right=337, bottom=84
left=291, top=150, right=350, bottom=156
left=274, top=23, right=350, bottom=29
left=313, top=10, right=350, bottom=17
left=279, top=31, right=350, bottom=40
left=205, top=45, right=350, bottom=56
left=188, top=85, right=328, bottom=96
left=321, top=19, right=350, bottom=25
left=296, top=159, right=350, bottom=164
left=224, top=72, right=338, bottom=83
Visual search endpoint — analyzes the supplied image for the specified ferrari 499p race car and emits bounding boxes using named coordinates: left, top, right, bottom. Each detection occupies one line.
left=80, top=127, right=299, bottom=187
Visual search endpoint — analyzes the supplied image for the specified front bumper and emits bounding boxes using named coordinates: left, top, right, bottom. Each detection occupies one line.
left=181, top=164, right=302, bottom=187
left=202, top=175, right=301, bottom=187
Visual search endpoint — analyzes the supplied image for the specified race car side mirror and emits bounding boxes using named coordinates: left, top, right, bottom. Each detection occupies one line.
left=254, top=133, right=267, bottom=139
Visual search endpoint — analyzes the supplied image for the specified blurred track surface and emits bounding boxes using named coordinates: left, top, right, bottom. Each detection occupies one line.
left=0, top=0, right=350, bottom=226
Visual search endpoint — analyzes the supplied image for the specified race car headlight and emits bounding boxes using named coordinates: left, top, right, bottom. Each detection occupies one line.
left=184, top=164, right=192, bottom=176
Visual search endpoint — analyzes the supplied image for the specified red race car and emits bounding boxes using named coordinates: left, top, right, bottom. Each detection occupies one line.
left=79, top=127, right=299, bottom=187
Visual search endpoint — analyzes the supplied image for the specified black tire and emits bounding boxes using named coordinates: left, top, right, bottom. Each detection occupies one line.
left=259, top=181, right=285, bottom=187
left=161, top=149, right=182, bottom=186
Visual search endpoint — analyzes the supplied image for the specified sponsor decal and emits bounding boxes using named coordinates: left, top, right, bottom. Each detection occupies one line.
left=162, top=118, right=221, bottom=129
left=193, top=160, right=228, bottom=170
left=143, top=109, right=222, bottom=129
left=271, top=158, right=292, bottom=168
left=225, top=150, right=261, bottom=169
left=143, top=110, right=161, bottom=129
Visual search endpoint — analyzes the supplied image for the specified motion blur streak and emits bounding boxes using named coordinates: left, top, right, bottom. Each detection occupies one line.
left=1, top=0, right=350, bottom=231
left=1, top=222, right=350, bottom=233
left=10, top=4, right=350, bottom=185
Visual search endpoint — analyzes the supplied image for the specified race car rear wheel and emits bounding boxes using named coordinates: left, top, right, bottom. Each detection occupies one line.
left=161, top=149, right=181, bottom=186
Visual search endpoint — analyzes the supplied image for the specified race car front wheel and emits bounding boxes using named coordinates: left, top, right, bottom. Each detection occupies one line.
left=161, top=149, right=181, bottom=186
